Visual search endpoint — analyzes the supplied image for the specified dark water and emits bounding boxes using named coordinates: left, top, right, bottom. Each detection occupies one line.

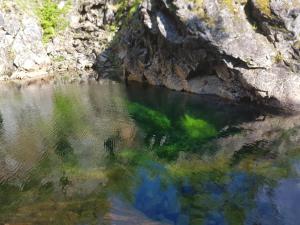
left=0, top=81, right=300, bottom=225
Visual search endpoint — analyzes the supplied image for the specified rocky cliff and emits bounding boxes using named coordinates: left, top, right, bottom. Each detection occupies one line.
left=1, top=0, right=300, bottom=111
left=115, top=0, right=300, bottom=110
left=0, top=1, right=50, bottom=79
left=0, top=0, right=117, bottom=80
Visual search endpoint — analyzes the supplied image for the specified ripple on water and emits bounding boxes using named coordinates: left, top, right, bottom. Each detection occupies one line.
left=0, top=81, right=299, bottom=224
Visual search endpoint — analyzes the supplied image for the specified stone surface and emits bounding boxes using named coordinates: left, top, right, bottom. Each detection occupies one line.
left=0, top=0, right=117, bottom=80
left=48, top=0, right=117, bottom=76
left=115, top=0, right=300, bottom=110
left=0, top=3, right=50, bottom=77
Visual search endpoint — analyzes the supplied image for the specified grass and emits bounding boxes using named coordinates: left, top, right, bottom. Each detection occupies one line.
left=36, top=0, right=71, bottom=43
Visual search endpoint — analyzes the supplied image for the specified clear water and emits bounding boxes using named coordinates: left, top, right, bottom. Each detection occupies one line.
left=0, top=81, right=300, bottom=225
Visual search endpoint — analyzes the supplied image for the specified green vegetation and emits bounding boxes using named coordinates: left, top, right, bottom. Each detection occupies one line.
left=274, top=51, right=284, bottom=63
left=127, top=102, right=220, bottom=160
left=182, top=114, right=217, bottom=139
left=37, top=0, right=71, bottom=43
left=53, top=55, right=65, bottom=62
left=222, top=0, right=236, bottom=13
left=2, top=85, right=300, bottom=225
left=256, top=0, right=271, bottom=16
left=128, top=0, right=141, bottom=18
left=221, top=0, right=248, bottom=14
left=127, top=102, right=171, bottom=132
left=114, top=0, right=142, bottom=25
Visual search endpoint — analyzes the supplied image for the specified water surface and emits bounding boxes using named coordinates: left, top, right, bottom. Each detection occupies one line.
left=0, top=81, right=300, bottom=225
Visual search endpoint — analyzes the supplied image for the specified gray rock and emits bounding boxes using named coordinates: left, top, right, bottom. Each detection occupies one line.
left=12, top=16, right=50, bottom=71
left=0, top=12, right=4, bottom=28
left=115, top=0, right=300, bottom=110
left=0, top=5, right=50, bottom=77
left=104, top=6, right=115, bottom=25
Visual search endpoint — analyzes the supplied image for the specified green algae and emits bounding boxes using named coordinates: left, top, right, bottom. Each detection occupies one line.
left=182, top=114, right=217, bottom=140
left=127, top=102, right=171, bottom=132
left=0, top=83, right=300, bottom=224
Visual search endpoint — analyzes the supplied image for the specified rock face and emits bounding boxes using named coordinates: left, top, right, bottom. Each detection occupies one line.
left=48, top=0, right=117, bottom=74
left=0, top=3, right=50, bottom=78
left=0, top=0, right=117, bottom=80
left=117, top=0, right=300, bottom=110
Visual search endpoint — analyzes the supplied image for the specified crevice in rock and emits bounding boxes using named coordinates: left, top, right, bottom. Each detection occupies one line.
left=221, top=54, right=265, bottom=70
left=155, top=0, right=187, bottom=38
left=244, top=0, right=286, bottom=40
left=187, top=61, right=216, bottom=80
left=91, top=3, right=104, bottom=10
left=244, top=0, right=268, bottom=37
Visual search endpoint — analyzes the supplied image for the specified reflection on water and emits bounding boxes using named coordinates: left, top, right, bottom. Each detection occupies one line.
left=0, top=81, right=300, bottom=224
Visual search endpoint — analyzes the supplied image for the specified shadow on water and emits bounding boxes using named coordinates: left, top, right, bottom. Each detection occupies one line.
left=124, top=81, right=269, bottom=160
left=0, top=81, right=299, bottom=225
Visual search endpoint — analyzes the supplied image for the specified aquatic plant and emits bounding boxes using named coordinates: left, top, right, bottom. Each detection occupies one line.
left=126, top=103, right=220, bottom=160
left=52, top=92, right=89, bottom=167
left=181, top=114, right=217, bottom=140
left=54, top=92, right=84, bottom=134
left=127, top=102, right=171, bottom=132
left=156, top=144, right=181, bottom=161
left=118, top=148, right=152, bottom=166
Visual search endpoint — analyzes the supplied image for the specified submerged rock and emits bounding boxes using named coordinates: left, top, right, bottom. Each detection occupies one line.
left=115, top=0, right=300, bottom=110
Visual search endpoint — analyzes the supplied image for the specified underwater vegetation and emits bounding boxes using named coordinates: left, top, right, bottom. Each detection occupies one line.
left=1, top=83, right=300, bottom=225
left=127, top=102, right=220, bottom=159
left=127, top=102, right=171, bottom=132
left=181, top=114, right=217, bottom=140
left=53, top=92, right=85, bottom=134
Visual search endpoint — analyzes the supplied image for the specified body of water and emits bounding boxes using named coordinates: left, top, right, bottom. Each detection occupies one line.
left=0, top=81, right=300, bottom=225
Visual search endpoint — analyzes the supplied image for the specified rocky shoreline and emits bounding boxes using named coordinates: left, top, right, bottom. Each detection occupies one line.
left=114, top=0, right=300, bottom=110
left=1, top=0, right=300, bottom=111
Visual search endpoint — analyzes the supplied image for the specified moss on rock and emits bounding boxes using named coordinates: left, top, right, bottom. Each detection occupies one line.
left=255, top=0, right=271, bottom=16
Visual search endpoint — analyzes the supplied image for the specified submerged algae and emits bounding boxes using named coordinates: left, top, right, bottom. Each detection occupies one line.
left=182, top=114, right=217, bottom=140
left=1, top=83, right=300, bottom=224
